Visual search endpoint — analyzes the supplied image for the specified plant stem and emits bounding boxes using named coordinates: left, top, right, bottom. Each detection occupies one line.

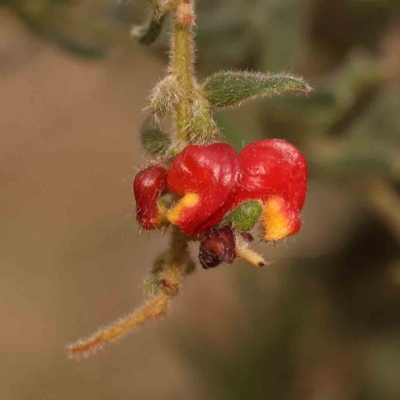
left=163, top=227, right=190, bottom=293
left=170, top=0, right=195, bottom=142
left=67, top=0, right=196, bottom=359
left=67, top=228, right=189, bottom=358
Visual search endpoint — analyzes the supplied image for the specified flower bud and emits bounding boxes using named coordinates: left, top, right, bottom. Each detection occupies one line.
left=198, top=224, right=236, bottom=269
left=133, top=165, right=168, bottom=230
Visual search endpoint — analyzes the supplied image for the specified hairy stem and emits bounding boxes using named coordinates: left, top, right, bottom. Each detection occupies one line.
left=68, top=0, right=197, bottom=359
left=170, top=0, right=195, bottom=141
left=67, top=228, right=189, bottom=358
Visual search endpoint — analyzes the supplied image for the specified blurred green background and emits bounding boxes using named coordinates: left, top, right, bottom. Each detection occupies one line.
left=1, top=1, right=400, bottom=399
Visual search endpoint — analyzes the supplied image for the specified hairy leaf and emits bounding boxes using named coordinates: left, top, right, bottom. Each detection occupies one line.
left=132, top=14, right=165, bottom=46
left=140, top=116, right=171, bottom=155
left=202, top=71, right=312, bottom=108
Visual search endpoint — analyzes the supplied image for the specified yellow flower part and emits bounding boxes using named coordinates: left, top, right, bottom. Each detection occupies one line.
left=167, top=192, right=201, bottom=225
left=262, top=197, right=294, bottom=241
left=155, top=199, right=168, bottom=226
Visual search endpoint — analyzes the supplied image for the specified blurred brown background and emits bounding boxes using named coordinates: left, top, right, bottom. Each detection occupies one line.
left=1, top=1, right=400, bottom=399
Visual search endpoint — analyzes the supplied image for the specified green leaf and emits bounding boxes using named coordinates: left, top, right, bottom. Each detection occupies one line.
left=140, top=116, right=171, bottom=156
left=219, top=201, right=263, bottom=231
left=202, top=71, right=312, bottom=108
left=132, top=14, right=165, bottom=46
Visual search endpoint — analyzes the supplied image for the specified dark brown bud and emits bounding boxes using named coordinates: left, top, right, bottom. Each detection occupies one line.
left=198, top=224, right=236, bottom=269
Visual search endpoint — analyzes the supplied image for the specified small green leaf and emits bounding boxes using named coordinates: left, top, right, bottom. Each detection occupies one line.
left=132, top=14, right=165, bottom=46
left=140, top=116, right=171, bottom=156
left=202, top=71, right=312, bottom=108
left=219, top=201, right=263, bottom=231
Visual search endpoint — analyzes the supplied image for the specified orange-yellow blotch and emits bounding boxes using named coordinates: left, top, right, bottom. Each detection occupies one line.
left=153, top=200, right=168, bottom=226
left=167, top=193, right=201, bottom=225
left=262, top=197, right=300, bottom=241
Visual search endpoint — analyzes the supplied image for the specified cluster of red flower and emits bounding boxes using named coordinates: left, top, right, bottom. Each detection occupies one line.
left=134, top=139, right=307, bottom=268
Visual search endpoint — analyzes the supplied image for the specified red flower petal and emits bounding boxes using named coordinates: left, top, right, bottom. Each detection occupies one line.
left=133, top=165, right=168, bottom=230
left=236, top=139, right=307, bottom=240
left=167, top=143, right=240, bottom=234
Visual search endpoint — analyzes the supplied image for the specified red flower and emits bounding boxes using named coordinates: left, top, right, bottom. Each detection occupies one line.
left=236, top=139, right=307, bottom=240
left=133, top=165, right=168, bottom=230
left=167, top=143, right=240, bottom=234
left=133, top=139, right=307, bottom=242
